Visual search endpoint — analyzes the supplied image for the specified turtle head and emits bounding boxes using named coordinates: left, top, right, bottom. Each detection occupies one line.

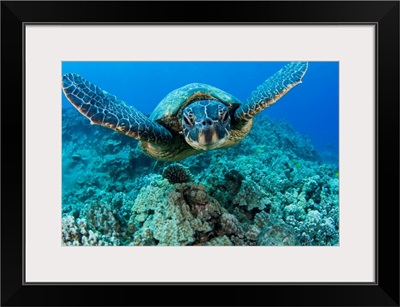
left=182, top=100, right=231, bottom=151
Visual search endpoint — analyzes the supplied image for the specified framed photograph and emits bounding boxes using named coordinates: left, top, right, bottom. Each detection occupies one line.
left=2, top=1, right=399, bottom=306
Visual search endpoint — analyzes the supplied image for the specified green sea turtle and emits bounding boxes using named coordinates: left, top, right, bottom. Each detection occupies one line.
left=62, top=62, right=308, bottom=161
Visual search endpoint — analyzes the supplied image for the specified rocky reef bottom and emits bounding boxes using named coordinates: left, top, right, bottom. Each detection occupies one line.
left=62, top=107, right=339, bottom=246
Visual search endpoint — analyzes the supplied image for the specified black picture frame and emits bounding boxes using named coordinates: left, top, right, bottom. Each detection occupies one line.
left=1, top=1, right=399, bottom=306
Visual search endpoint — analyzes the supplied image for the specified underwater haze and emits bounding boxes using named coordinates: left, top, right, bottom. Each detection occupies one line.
left=61, top=61, right=339, bottom=246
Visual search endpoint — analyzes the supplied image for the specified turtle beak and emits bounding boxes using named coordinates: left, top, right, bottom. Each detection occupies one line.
left=197, top=123, right=227, bottom=147
left=186, top=119, right=230, bottom=150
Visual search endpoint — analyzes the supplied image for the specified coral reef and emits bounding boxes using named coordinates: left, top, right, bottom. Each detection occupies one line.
left=62, top=108, right=339, bottom=246
left=129, top=180, right=244, bottom=246
left=257, top=221, right=299, bottom=246
left=62, top=215, right=104, bottom=246
left=162, top=163, right=193, bottom=184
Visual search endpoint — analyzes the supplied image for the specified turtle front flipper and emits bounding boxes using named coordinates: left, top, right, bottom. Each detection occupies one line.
left=62, top=73, right=173, bottom=144
left=234, top=62, right=308, bottom=123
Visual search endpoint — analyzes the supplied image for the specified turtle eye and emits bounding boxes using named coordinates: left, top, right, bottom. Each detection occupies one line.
left=222, top=112, right=229, bottom=123
left=218, top=108, right=229, bottom=123
left=184, top=116, right=191, bottom=126
left=218, top=105, right=229, bottom=122
left=183, top=113, right=194, bottom=126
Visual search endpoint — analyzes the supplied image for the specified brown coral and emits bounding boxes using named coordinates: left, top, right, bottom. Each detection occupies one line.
left=219, top=212, right=240, bottom=235
left=162, top=163, right=193, bottom=184
left=175, top=183, right=222, bottom=221
left=257, top=221, right=299, bottom=246
left=224, top=169, right=245, bottom=193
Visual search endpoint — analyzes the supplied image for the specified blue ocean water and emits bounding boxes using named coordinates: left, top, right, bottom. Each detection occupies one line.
left=62, top=62, right=339, bottom=161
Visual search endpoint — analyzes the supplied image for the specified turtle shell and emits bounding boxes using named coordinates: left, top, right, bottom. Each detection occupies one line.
left=149, top=83, right=242, bottom=132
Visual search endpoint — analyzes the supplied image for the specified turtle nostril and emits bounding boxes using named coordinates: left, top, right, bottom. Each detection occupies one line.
left=201, top=119, right=213, bottom=126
